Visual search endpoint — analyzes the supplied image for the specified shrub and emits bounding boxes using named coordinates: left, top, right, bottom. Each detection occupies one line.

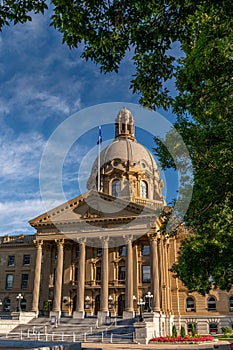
left=180, top=326, right=186, bottom=338
left=221, top=326, right=232, bottom=336
left=191, top=323, right=196, bottom=336
left=172, top=325, right=177, bottom=337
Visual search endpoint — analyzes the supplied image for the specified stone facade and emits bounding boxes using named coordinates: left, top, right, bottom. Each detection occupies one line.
left=0, top=108, right=233, bottom=336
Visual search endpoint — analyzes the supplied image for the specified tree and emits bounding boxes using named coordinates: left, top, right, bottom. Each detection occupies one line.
left=172, top=325, right=177, bottom=338
left=1, top=1, right=232, bottom=294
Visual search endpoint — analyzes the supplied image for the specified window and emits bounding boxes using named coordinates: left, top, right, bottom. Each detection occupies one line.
left=118, top=266, right=126, bottom=280
left=142, top=245, right=150, bottom=255
left=8, top=256, right=15, bottom=267
left=96, top=248, right=102, bottom=257
left=21, top=274, right=29, bottom=289
left=229, top=296, right=233, bottom=311
left=140, top=181, right=148, bottom=198
left=3, top=298, right=11, bottom=312
left=6, top=274, right=13, bottom=289
left=142, top=265, right=151, bottom=283
left=186, top=297, right=195, bottom=311
left=21, top=298, right=27, bottom=311
left=119, top=246, right=126, bottom=256
left=187, top=323, right=196, bottom=335
left=23, top=255, right=30, bottom=266
left=209, top=323, right=218, bottom=334
left=96, top=267, right=101, bottom=281
left=207, top=296, right=216, bottom=311
left=112, top=180, right=121, bottom=197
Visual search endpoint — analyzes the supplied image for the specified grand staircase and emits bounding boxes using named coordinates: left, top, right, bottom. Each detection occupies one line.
left=4, top=315, right=137, bottom=344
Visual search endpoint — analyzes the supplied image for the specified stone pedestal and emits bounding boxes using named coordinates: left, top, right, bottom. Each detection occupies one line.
left=73, top=311, right=85, bottom=319
left=49, top=310, right=61, bottom=319
left=97, top=311, right=109, bottom=326
left=123, top=310, right=135, bottom=319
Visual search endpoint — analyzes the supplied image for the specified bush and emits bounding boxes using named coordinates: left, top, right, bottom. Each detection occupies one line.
left=172, top=325, right=177, bottom=337
left=191, top=323, right=196, bottom=336
left=180, top=326, right=186, bottom=338
left=221, top=326, right=232, bottom=336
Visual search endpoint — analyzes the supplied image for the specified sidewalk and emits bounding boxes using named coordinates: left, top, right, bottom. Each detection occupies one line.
left=82, top=341, right=232, bottom=350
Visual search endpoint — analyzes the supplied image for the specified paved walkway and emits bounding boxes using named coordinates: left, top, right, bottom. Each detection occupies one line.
left=82, top=341, right=232, bottom=350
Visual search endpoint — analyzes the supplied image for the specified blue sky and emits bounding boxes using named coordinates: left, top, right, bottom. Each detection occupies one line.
left=0, top=9, right=179, bottom=236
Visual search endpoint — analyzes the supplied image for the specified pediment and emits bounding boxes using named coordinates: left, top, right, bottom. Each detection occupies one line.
left=29, top=190, right=158, bottom=228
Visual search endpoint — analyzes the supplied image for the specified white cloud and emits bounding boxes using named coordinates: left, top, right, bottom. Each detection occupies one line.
left=0, top=132, right=44, bottom=180
left=0, top=199, right=45, bottom=235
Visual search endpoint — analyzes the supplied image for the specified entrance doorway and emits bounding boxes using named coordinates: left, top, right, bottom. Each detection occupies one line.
left=72, top=295, right=77, bottom=313
left=94, top=295, right=100, bottom=315
left=118, top=294, right=125, bottom=316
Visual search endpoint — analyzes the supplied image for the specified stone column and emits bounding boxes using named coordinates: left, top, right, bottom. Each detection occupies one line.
left=123, top=235, right=134, bottom=319
left=31, top=240, right=43, bottom=314
left=51, top=239, right=64, bottom=318
left=150, top=234, right=160, bottom=312
left=98, top=236, right=109, bottom=325
left=73, top=239, right=86, bottom=319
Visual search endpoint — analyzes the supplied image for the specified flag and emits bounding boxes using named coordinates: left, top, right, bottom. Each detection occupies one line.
left=97, top=126, right=102, bottom=145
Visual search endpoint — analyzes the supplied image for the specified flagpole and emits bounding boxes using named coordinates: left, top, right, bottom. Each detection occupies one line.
left=97, top=126, right=102, bottom=192
left=98, top=136, right=100, bottom=191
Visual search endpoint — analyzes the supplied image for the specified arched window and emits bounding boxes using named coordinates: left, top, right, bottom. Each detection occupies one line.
left=207, top=296, right=216, bottom=311
left=186, top=297, right=195, bottom=311
left=140, top=181, right=148, bottom=198
left=112, top=180, right=121, bottom=197
left=229, top=296, right=233, bottom=311
left=4, top=298, right=11, bottom=312
left=209, top=322, right=218, bottom=334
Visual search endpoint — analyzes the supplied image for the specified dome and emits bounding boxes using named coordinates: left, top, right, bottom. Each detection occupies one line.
left=87, top=107, right=164, bottom=204
left=96, top=138, right=158, bottom=173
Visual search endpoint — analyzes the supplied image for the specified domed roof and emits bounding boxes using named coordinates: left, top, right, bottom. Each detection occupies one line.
left=99, top=137, right=158, bottom=172
left=87, top=107, right=161, bottom=191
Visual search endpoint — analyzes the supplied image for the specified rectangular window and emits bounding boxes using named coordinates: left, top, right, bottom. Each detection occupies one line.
left=8, top=255, right=15, bottom=266
left=142, top=265, right=151, bottom=283
left=118, top=266, right=126, bottom=280
left=96, top=248, right=102, bottom=257
left=6, top=274, right=13, bottom=289
left=119, top=246, right=126, bottom=256
left=23, top=255, right=30, bottom=266
left=21, top=274, right=29, bottom=289
left=142, top=245, right=150, bottom=255
left=96, top=266, right=101, bottom=281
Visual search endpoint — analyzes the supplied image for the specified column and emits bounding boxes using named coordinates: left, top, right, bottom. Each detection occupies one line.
left=73, top=239, right=86, bottom=319
left=51, top=239, right=64, bottom=317
left=98, top=236, right=109, bottom=325
left=100, top=237, right=109, bottom=311
left=150, top=234, right=160, bottom=312
left=123, top=235, right=134, bottom=319
left=31, top=240, right=43, bottom=314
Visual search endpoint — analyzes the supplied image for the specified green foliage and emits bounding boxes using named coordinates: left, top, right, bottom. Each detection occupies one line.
left=221, top=326, right=232, bottom=336
left=191, top=324, right=196, bottom=337
left=0, top=1, right=48, bottom=28
left=172, top=325, right=177, bottom=338
left=1, top=1, right=233, bottom=293
left=180, top=326, right=186, bottom=338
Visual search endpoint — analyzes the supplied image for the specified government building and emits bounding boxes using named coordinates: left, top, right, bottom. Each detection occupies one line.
left=0, top=107, right=233, bottom=336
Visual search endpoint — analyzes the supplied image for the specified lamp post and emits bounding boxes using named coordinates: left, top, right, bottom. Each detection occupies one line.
left=84, top=296, right=91, bottom=310
left=145, top=291, right=153, bottom=312
left=16, top=293, right=23, bottom=312
left=133, top=295, right=137, bottom=318
left=137, top=298, right=145, bottom=322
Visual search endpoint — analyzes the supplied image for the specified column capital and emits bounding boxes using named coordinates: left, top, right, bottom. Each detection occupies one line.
left=99, top=235, right=109, bottom=248
left=33, top=240, right=43, bottom=248
left=55, top=239, right=64, bottom=248
left=77, top=237, right=86, bottom=244
left=123, top=234, right=133, bottom=244
left=149, top=232, right=161, bottom=242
